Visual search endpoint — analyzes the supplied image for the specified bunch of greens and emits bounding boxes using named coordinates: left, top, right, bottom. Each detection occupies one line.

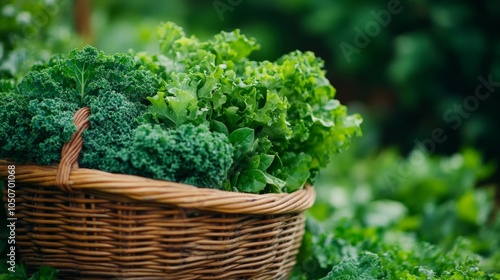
left=138, top=22, right=362, bottom=192
left=0, top=45, right=234, bottom=189
left=0, top=45, right=157, bottom=166
left=0, top=22, right=361, bottom=193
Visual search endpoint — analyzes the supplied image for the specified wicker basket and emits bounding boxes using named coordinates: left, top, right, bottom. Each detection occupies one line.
left=1, top=107, right=315, bottom=279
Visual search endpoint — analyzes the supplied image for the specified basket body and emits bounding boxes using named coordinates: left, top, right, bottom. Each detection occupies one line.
left=3, top=180, right=309, bottom=279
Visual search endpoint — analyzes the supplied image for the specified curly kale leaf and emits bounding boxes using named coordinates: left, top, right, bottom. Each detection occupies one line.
left=79, top=91, right=146, bottom=172
left=18, top=46, right=158, bottom=105
left=120, top=123, right=233, bottom=189
left=1, top=46, right=158, bottom=166
left=27, top=98, right=79, bottom=165
left=0, top=91, right=34, bottom=163
left=0, top=90, right=78, bottom=165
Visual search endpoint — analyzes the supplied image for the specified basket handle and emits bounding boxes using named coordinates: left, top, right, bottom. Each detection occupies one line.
left=55, top=107, right=91, bottom=193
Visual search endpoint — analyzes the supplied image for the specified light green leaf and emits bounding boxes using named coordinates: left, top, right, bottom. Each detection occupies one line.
left=211, top=120, right=229, bottom=136
left=146, top=91, right=175, bottom=127
left=259, top=154, right=275, bottom=170
left=157, top=21, right=185, bottom=55
left=229, top=127, right=254, bottom=161
left=63, top=46, right=101, bottom=104
left=248, top=155, right=260, bottom=170
left=280, top=152, right=312, bottom=192
left=263, top=172, right=286, bottom=193
left=237, top=169, right=267, bottom=193
left=165, top=89, right=197, bottom=126
left=457, top=189, right=493, bottom=225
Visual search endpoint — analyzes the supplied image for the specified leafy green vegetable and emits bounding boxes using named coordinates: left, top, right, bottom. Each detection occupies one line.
left=17, top=46, right=157, bottom=104
left=0, top=45, right=235, bottom=189
left=118, top=123, right=233, bottom=188
left=0, top=91, right=36, bottom=164
left=0, top=91, right=78, bottom=165
left=0, top=46, right=158, bottom=166
left=142, top=22, right=362, bottom=193
left=79, top=91, right=146, bottom=173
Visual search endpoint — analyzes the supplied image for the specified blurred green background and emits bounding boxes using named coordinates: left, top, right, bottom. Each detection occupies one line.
left=1, top=0, right=499, bottom=276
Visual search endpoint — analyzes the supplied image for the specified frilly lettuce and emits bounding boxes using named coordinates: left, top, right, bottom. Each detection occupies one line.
left=140, top=22, right=362, bottom=193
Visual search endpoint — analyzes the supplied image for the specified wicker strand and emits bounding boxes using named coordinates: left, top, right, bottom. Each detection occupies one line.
left=55, top=107, right=91, bottom=193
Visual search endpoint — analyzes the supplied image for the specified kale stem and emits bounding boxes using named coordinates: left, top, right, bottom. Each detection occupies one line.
left=80, top=63, right=86, bottom=105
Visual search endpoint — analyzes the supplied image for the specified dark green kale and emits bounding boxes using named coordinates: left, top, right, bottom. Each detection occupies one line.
left=320, top=252, right=383, bottom=280
left=79, top=91, right=146, bottom=172
left=28, top=98, right=79, bottom=165
left=118, top=123, right=233, bottom=189
left=0, top=91, right=36, bottom=163
left=0, top=46, right=159, bottom=167
left=16, top=46, right=158, bottom=105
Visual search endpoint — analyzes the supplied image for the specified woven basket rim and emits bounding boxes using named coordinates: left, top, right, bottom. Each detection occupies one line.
left=0, top=160, right=315, bottom=214
left=0, top=107, right=316, bottom=215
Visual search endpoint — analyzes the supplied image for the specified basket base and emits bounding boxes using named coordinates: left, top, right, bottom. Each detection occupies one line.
left=6, top=183, right=307, bottom=279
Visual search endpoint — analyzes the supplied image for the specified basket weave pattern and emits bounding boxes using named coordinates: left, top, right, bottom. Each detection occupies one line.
left=1, top=107, right=315, bottom=279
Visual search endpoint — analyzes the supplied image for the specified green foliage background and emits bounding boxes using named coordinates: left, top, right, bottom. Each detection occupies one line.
left=1, top=0, right=499, bottom=278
